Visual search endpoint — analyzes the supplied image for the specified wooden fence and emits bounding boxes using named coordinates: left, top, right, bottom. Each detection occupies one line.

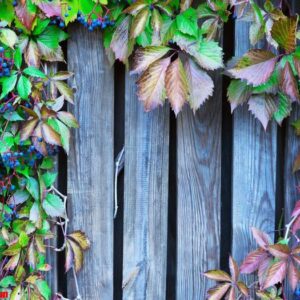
left=47, top=2, right=300, bottom=299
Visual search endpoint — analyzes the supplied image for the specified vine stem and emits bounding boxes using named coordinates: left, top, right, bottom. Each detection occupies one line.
left=72, top=266, right=82, bottom=300
left=284, top=214, right=298, bottom=241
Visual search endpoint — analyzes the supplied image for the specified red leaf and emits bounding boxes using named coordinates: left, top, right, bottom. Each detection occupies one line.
left=288, top=262, right=300, bottom=291
left=268, top=244, right=290, bottom=259
left=280, top=62, right=299, bottom=102
left=258, top=256, right=272, bottom=287
left=263, top=260, right=287, bottom=289
left=240, top=249, right=269, bottom=274
left=227, top=287, right=235, bottom=300
left=251, top=227, right=271, bottom=250
left=206, top=283, right=231, bottom=300
left=229, top=256, right=239, bottom=283
left=38, top=2, right=61, bottom=17
left=15, top=4, right=36, bottom=30
left=227, top=50, right=278, bottom=86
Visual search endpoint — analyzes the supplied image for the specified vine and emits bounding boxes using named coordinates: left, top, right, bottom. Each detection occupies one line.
left=0, top=0, right=299, bottom=299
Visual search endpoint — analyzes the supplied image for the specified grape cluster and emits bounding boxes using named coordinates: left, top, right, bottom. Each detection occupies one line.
left=50, top=16, right=66, bottom=28
left=77, top=12, right=115, bottom=31
left=0, top=47, right=12, bottom=78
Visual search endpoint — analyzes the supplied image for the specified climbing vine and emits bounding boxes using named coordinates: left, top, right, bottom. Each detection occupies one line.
left=0, top=0, right=300, bottom=299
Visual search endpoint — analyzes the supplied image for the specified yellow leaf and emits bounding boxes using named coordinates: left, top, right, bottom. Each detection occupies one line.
left=130, top=8, right=150, bottom=39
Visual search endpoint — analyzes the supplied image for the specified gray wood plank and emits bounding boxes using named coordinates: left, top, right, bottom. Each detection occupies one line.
left=232, top=20, right=277, bottom=271
left=67, top=25, right=114, bottom=299
left=45, top=62, right=58, bottom=295
left=176, top=76, right=222, bottom=298
left=122, top=74, right=169, bottom=300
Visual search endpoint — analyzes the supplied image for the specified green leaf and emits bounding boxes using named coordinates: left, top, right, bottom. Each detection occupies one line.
left=40, top=157, right=54, bottom=170
left=273, top=93, right=292, bottom=125
left=57, top=111, right=79, bottom=128
left=0, top=1, right=14, bottom=24
left=26, top=177, right=39, bottom=201
left=0, top=276, right=16, bottom=288
left=3, top=111, right=24, bottom=121
left=0, top=28, right=18, bottom=48
left=37, top=26, right=68, bottom=49
left=0, top=74, right=18, bottom=99
left=29, top=202, right=40, bottom=223
left=23, top=66, right=46, bottom=78
left=35, top=279, right=51, bottom=300
left=176, top=8, right=198, bottom=37
left=18, top=231, right=29, bottom=248
left=42, top=194, right=65, bottom=217
left=17, top=75, right=32, bottom=99
left=14, top=47, right=23, bottom=69
left=42, top=172, right=57, bottom=188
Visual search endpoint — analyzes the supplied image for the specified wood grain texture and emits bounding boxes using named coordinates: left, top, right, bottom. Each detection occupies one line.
left=232, top=20, right=277, bottom=268
left=122, top=74, right=169, bottom=300
left=176, top=75, right=222, bottom=298
left=45, top=63, right=58, bottom=295
left=67, top=25, right=114, bottom=299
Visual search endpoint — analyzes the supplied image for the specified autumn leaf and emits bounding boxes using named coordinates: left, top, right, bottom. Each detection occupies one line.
left=165, top=58, right=189, bottom=115
left=263, top=260, right=287, bottom=289
left=130, top=8, right=149, bottom=39
left=136, top=57, right=171, bottom=111
left=248, top=94, right=277, bottom=130
left=206, top=283, right=231, bottom=300
left=227, top=50, right=279, bottom=86
left=184, top=57, right=214, bottom=112
left=271, top=16, right=298, bottom=53
left=15, top=3, right=36, bottom=31
left=131, top=46, right=170, bottom=75
left=227, top=79, right=252, bottom=112
left=280, top=62, right=299, bottom=102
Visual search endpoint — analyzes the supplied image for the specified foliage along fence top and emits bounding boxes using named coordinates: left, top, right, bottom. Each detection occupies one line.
left=1, top=0, right=300, bottom=299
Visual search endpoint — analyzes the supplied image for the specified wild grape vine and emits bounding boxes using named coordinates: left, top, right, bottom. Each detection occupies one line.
left=0, top=0, right=300, bottom=299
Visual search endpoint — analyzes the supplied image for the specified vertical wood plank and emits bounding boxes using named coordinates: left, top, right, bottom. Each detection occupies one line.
left=176, top=76, right=222, bottom=297
left=232, top=20, right=277, bottom=267
left=122, top=74, right=169, bottom=300
left=45, top=63, right=58, bottom=295
left=284, top=1, right=300, bottom=298
left=67, top=25, right=114, bottom=299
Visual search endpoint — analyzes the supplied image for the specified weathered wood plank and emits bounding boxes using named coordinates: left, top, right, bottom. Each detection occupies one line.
left=176, top=76, right=222, bottom=297
left=122, top=74, right=169, bottom=300
left=232, top=20, right=277, bottom=269
left=67, top=25, right=114, bottom=299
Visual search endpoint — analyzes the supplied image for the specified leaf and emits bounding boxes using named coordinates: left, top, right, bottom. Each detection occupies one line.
left=137, top=57, right=171, bottom=111
left=268, top=244, right=290, bottom=259
left=263, top=260, right=287, bottom=289
left=0, top=74, right=18, bottom=99
left=57, top=111, right=79, bottom=128
left=252, top=228, right=271, bottom=249
left=0, top=276, right=16, bottom=288
left=26, top=177, right=39, bottom=201
left=67, top=238, right=83, bottom=272
left=248, top=94, right=277, bottom=130
left=165, top=58, right=189, bottom=115
left=292, top=201, right=300, bottom=217
left=229, top=256, right=239, bottom=282
left=17, top=75, right=32, bottom=99
left=151, top=9, right=162, bottom=44
left=41, top=123, right=61, bottom=146
left=196, top=40, right=223, bottom=70
left=130, top=8, right=149, bottom=39
left=42, top=194, right=65, bottom=217
left=24, top=40, right=40, bottom=67
left=26, top=240, right=36, bottom=268
left=240, top=249, right=269, bottom=274
left=18, top=231, right=29, bottom=247
left=123, top=1, right=148, bottom=15
left=180, top=0, right=193, bottom=11
left=288, top=262, right=299, bottom=291
left=35, top=279, right=51, bottom=300
left=65, top=240, right=74, bottom=272
left=3, top=243, right=21, bottom=256
left=273, top=92, right=291, bottom=125
left=227, top=50, right=278, bottom=86
left=184, top=57, right=214, bottom=112
left=42, top=172, right=57, bottom=188
left=38, top=2, right=61, bottom=18
left=29, top=202, right=40, bottom=223
left=53, top=81, right=74, bottom=104
left=8, top=190, right=30, bottom=206
left=20, top=118, right=39, bottom=141
left=23, top=66, right=46, bottom=78
left=68, top=231, right=90, bottom=250
left=51, top=71, right=74, bottom=81
left=176, top=8, right=198, bottom=38
left=4, top=254, right=20, bottom=271
left=271, top=16, right=298, bottom=53
left=111, top=16, right=134, bottom=63
left=10, top=285, right=22, bottom=300
left=14, top=47, right=22, bottom=69
left=55, top=119, right=70, bottom=153
left=227, top=80, right=252, bottom=112
left=131, top=46, right=170, bottom=74
left=0, top=28, right=18, bottom=48
left=15, top=3, right=36, bottom=31
left=206, top=283, right=231, bottom=300
left=203, top=270, right=231, bottom=282
left=237, top=281, right=249, bottom=297
left=280, top=62, right=299, bottom=102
